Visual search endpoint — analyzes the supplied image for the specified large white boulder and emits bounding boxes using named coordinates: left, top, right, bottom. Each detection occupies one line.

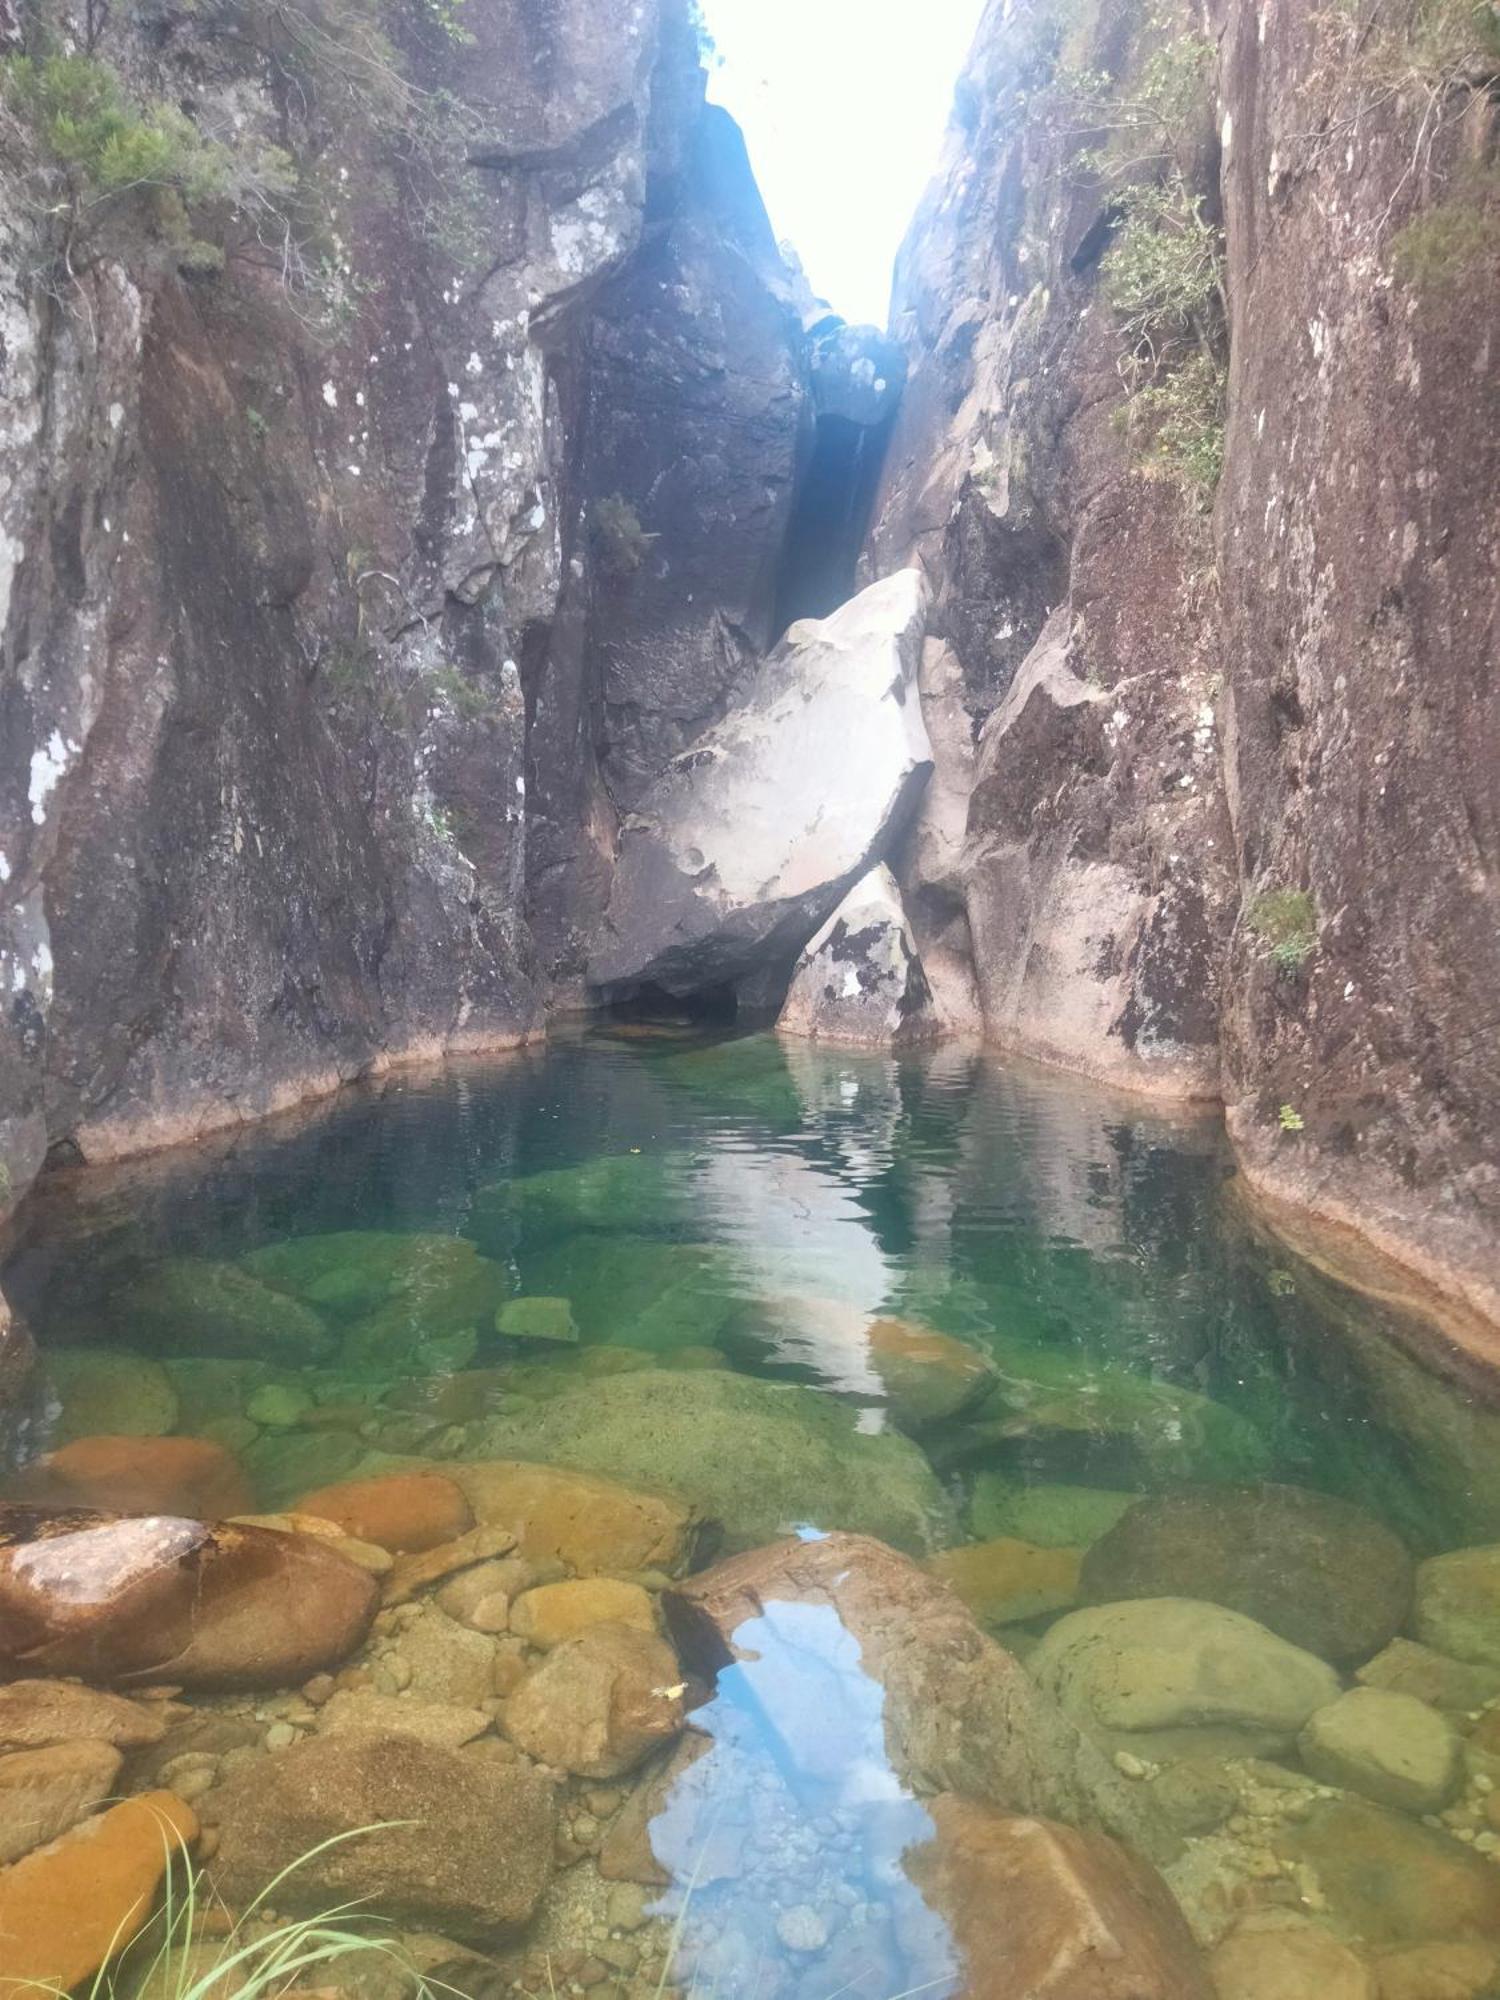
left=777, top=864, right=941, bottom=1047
left=589, top=571, right=932, bottom=999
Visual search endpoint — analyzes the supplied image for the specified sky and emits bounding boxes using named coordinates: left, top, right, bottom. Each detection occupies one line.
left=698, top=0, right=989, bottom=328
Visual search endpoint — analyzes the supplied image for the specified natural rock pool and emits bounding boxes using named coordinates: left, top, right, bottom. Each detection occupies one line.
left=4, top=1027, right=1500, bottom=1998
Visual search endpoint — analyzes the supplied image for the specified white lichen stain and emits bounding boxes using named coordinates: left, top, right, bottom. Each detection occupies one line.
left=29, top=731, right=77, bottom=825
left=322, top=381, right=339, bottom=409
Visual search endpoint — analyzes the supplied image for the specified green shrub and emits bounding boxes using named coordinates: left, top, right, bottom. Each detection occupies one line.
left=1390, top=172, right=1500, bottom=292
left=593, top=494, right=656, bottom=577
left=1277, top=1103, right=1306, bottom=1133
left=1247, top=887, right=1318, bottom=969
left=2, top=53, right=230, bottom=201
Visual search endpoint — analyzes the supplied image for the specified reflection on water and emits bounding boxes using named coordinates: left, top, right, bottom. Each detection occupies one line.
left=648, top=1588, right=956, bottom=1999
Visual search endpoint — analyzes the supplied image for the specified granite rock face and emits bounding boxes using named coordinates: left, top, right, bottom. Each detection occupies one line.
left=0, top=0, right=844, bottom=1205
left=870, top=0, right=1500, bottom=1310
left=589, top=569, right=933, bottom=1005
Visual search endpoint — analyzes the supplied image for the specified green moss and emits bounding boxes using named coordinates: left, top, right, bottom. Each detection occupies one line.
left=1391, top=174, right=1500, bottom=293
left=1247, top=887, right=1318, bottom=969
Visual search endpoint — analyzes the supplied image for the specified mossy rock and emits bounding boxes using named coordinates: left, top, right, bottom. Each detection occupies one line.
left=243, top=1426, right=364, bottom=1509
left=462, top=1366, right=957, bottom=1554
left=656, top=1034, right=804, bottom=1126
left=512, top=1235, right=739, bottom=1352
left=244, top=1233, right=507, bottom=1373
left=969, top=1474, right=1139, bottom=1550
left=956, top=1339, right=1272, bottom=1487
left=41, top=1348, right=180, bottom=1442
left=161, top=1357, right=272, bottom=1432
left=496, top=1298, right=579, bottom=1345
left=465, top=1154, right=696, bottom=1256
left=112, top=1259, right=334, bottom=1363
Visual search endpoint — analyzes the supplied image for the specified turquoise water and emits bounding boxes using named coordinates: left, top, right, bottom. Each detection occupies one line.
left=6, top=1027, right=1493, bottom=1552
left=6, top=1026, right=1500, bottom=1994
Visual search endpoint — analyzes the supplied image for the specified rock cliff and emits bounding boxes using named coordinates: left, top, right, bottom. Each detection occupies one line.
left=871, top=0, right=1500, bottom=1322
left=1, top=0, right=1496, bottom=1328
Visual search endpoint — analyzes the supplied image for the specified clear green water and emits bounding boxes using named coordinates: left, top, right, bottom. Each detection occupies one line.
left=6, top=1026, right=1500, bottom=1991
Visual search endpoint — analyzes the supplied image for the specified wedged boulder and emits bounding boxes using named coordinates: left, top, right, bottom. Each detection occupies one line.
left=777, top=865, right=941, bottom=1048
left=0, top=1504, right=378, bottom=1688
left=0, top=1791, right=197, bottom=1999
left=1027, top=1599, right=1341, bottom=1751
left=463, top=1368, right=957, bottom=1554
left=664, top=1531, right=1163, bottom=1856
left=589, top=569, right=933, bottom=1001
left=0, top=1741, right=123, bottom=1864
left=202, top=1731, right=554, bottom=1943
left=111, top=1259, right=334, bottom=1362
left=9, top=1435, right=251, bottom=1519
left=904, top=1795, right=1211, bottom=1998
left=1079, top=1485, right=1414, bottom=1666
left=503, top=1624, right=684, bottom=1778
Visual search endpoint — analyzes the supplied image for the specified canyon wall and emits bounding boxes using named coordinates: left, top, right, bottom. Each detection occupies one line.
left=0, top=0, right=854, bottom=1199
left=872, top=0, right=1500, bottom=1323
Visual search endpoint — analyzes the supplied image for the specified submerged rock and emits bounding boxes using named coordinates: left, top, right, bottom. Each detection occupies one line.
left=1028, top=1598, right=1341, bottom=1746
left=509, top=1235, right=737, bottom=1352
left=1281, top=1799, right=1500, bottom=1946
left=0, top=1504, right=377, bottom=1688
left=510, top=1578, right=656, bottom=1649
left=905, top=1795, right=1211, bottom=1998
left=467, top=1153, right=696, bottom=1253
left=0, top=1680, right=170, bottom=1752
left=1208, top=1915, right=1373, bottom=2000
left=0, top=1790, right=197, bottom=1998
left=969, top=1475, right=1139, bottom=1550
left=8, top=1435, right=251, bottom=1520
left=39, top=1349, right=179, bottom=1441
left=504, top=1624, right=684, bottom=1779
left=727, top=1293, right=996, bottom=1427
left=1298, top=1687, right=1461, bottom=1814
left=928, top=1537, right=1082, bottom=1628
left=1355, top=1638, right=1500, bottom=1714
left=112, top=1258, right=334, bottom=1362
left=442, top=1459, right=698, bottom=1575
left=1079, top=1484, right=1414, bottom=1666
left=463, top=1367, right=957, bottom=1553
left=665, top=1531, right=1163, bottom=1856
left=1415, top=1546, right=1500, bottom=1668
left=0, top=1741, right=124, bottom=1865
left=589, top=569, right=933, bottom=1002
left=202, top=1731, right=554, bottom=1943
left=496, top=1297, right=580, bottom=1345
left=291, top=1470, right=474, bottom=1553
left=964, top=1344, right=1273, bottom=1487
left=777, top=865, right=941, bottom=1048
left=243, top=1230, right=507, bottom=1372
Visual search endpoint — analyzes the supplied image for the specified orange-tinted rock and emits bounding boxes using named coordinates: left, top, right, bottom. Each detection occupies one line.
left=0, top=1790, right=198, bottom=2000
left=292, top=1471, right=474, bottom=1553
left=447, top=1460, right=698, bottom=1575
left=664, top=1532, right=1158, bottom=1856
left=382, top=1523, right=518, bottom=1605
left=9, top=1435, right=251, bottom=1519
left=0, top=1679, right=170, bottom=1750
left=511, top=1579, right=656, bottom=1649
left=0, top=1741, right=124, bottom=1864
left=0, top=1504, right=378, bottom=1690
left=904, top=1795, right=1211, bottom=1998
